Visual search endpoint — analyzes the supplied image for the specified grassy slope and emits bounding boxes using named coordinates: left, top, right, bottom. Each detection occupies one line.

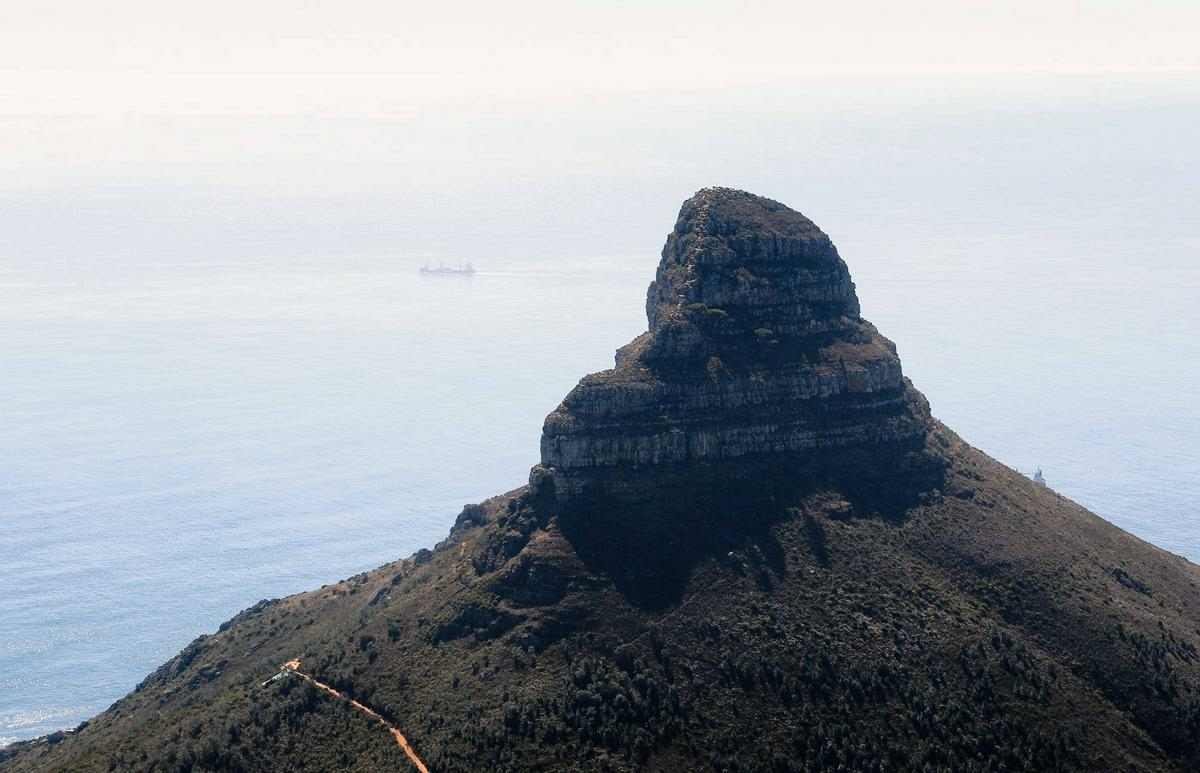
left=5, top=424, right=1200, bottom=772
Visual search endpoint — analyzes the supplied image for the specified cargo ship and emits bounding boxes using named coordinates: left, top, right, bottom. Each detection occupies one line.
left=419, top=262, right=475, bottom=275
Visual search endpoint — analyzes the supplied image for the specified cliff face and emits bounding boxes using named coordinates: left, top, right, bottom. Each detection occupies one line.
left=536, top=188, right=930, bottom=502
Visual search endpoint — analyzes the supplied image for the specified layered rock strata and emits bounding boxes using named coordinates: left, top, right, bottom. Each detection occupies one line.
left=534, top=187, right=932, bottom=502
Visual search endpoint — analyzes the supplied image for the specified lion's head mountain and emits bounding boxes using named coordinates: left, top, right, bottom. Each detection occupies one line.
left=6, top=189, right=1199, bottom=773
left=535, top=188, right=930, bottom=507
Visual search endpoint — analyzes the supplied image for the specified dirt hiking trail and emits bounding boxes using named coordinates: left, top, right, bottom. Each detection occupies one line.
left=274, top=659, right=430, bottom=773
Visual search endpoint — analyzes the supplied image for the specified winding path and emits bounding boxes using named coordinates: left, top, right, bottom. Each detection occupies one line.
left=276, top=659, right=430, bottom=773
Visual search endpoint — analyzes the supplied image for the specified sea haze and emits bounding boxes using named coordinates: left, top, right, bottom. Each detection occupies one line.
left=1, top=83, right=1197, bottom=743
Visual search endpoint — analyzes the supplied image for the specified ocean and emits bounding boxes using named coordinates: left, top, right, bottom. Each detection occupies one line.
left=1, top=82, right=1197, bottom=744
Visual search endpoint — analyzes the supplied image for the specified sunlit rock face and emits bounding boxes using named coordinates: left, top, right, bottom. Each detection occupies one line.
left=534, top=187, right=932, bottom=503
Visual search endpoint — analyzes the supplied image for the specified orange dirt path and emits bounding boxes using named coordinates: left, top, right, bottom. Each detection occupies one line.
left=278, top=659, right=430, bottom=773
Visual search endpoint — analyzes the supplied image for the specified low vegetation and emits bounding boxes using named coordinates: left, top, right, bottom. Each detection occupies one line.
left=5, top=427, right=1199, bottom=772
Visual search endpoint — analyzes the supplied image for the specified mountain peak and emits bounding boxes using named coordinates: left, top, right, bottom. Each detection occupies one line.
left=648, top=187, right=859, bottom=333
left=534, top=189, right=931, bottom=504
left=667, top=187, right=827, bottom=248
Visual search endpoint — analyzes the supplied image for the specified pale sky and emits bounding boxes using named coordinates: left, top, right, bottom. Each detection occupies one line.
left=1, top=0, right=1196, bottom=216
left=2, top=0, right=1197, bottom=115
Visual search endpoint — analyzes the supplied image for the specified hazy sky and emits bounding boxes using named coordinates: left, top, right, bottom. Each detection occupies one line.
left=3, top=1, right=1197, bottom=116
left=2, top=1, right=1196, bottom=266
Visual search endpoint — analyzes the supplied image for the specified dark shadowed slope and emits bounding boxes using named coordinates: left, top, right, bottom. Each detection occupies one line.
left=5, top=189, right=1199, bottom=773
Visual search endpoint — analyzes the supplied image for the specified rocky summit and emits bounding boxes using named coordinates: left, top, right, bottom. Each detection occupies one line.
left=6, top=189, right=1200, bottom=773
left=535, top=188, right=930, bottom=503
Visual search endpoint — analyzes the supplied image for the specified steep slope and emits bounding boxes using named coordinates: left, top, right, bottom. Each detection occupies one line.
left=5, top=189, right=1200, bottom=773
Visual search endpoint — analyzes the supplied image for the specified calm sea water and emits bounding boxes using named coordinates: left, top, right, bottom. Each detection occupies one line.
left=2, top=86, right=1198, bottom=744
left=0, top=255, right=652, bottom=744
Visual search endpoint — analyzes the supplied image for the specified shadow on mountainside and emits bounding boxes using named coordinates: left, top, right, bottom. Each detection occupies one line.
left=555, top=440, right=945, bottom=610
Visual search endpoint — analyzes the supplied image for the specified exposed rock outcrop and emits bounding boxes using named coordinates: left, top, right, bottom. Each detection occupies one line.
left=534, top=187, right=931, bottom=503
